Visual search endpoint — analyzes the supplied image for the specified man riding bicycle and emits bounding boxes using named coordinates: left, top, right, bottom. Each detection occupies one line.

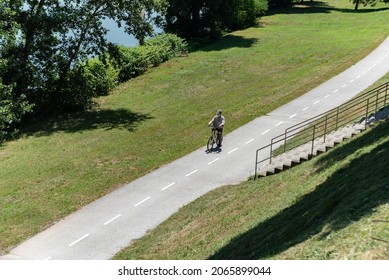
left=208, top=109, right=225, bottom=147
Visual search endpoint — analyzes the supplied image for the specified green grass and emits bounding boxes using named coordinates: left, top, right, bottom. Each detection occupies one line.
left=115, top=72, right=389, bottom=260
left=1, top=0, right=389, bottom=255
left=114, top=107, right=389, bottom=260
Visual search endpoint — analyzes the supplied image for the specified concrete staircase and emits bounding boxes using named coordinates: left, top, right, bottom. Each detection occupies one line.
left=257, top=106, right=389, bottom=177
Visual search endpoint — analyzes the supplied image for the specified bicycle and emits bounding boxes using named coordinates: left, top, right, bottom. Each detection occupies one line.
left=207, top=126, right=222, bottom=151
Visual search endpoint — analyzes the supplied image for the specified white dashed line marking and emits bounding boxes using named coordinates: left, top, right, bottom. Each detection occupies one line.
left=341, top=84, right=347, bottom=88
left=228, top=148, right=238, bottom=154
left=349, top=79, right=354, bottom=83
left=333, top=89, right=339, bottom=93
left=275, top=121, right=284, bottom=127
left=44, top=256, right=52, bottom=260
left=208, top=158, right=219, bottom=165
left=69, top=234, right=89, bottom=247
left=104, top=214, right=122, bottom=225
left=313, top=100, right=320, bottom=105
left=134, top=197, right=151, bottom=207
left=356, top=75, right=361, bottom=79
left=324, top=95, right=330, bottom=98
left=161, top=182, right=176, bottom=191
left=302, top=107, right=309, bottom=111
left=245, top=139, right=255, bottom=144
left=185, top=170, right=198, bottom=177
left=289, top=114, right=297, bottom=119
left=261, top=129, right=271, bottom=135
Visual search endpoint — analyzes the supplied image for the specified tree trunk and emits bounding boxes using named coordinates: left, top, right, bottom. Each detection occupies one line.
left=191, top=1, right=202, bottom=36
left=59, top=7, right=101, bottom=81
left=14, top=0, right=46, bottom=94
left=139, top=8, right=146, bottom=45
left=354, top=0, right=359, bottom=10
left=59, top=27, right=88, bottom=83
left=22, top=0, right=46, bottom=66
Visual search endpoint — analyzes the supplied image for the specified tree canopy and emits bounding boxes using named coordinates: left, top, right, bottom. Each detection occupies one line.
left=0, top=0, right=165, bottom=111
left=1, top=0, right=32, bottom=141
left=0, top=0, right=168, bottom=142
left=164, top=0, right=268, bottom=39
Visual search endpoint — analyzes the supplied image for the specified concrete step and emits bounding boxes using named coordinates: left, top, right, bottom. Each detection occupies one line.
left=257, top=121, right=368, bottom=177
left=256, top=105, right=387, bottom=178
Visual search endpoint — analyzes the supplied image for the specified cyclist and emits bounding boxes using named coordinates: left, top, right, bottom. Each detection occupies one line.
left=208, top=109, right=225, bottom=147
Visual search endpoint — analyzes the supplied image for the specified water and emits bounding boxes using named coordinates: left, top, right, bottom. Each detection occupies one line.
left=104, top=19, right=163, bottom=47
left=104, top=19, right=138, bottom=47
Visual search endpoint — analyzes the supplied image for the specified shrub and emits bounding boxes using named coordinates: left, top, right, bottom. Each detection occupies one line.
left=53, top=66, right=106, bottom=111
left=0, top=82, right=33, bottom=142
left=117, top=47, right=150, bottom=81
left=115, top=33, right=187, bottom=82
left=145, top=33, right=189, bottom=59
left=49, top=58, right=120, bottom=112
left=225, top=0, right=268, bottom=30
left=254, top=0, right=269, bottom=15
left=84, top=59, right=119, bottom=96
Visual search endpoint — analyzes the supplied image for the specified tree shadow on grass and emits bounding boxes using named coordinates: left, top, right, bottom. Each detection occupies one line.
left=267, top=1, right=332, bottom=15
left=200, top=35, right=259, bottom=52
left=22, top=109, right=153, bottom=137
left=210, top=121, right=389, bottom=259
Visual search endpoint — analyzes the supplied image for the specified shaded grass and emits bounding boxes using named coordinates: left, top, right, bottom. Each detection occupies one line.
left=1, top=0, right=389, bottom=254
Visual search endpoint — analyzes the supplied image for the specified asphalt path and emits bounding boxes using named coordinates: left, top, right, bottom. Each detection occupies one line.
left=2, top=36, right=389, bottom=260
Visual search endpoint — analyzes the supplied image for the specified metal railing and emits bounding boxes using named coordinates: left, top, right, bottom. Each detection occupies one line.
left=254, top=81, right=389, bottom=178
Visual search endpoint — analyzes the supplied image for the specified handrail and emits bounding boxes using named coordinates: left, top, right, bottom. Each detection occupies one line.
left=254, top=81, right=389, bottom=178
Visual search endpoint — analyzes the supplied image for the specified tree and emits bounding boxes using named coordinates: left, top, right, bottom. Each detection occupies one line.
left=222, top=0, right=268, bottom=31
left=164, top=0, right=267, bottom=39
left=1, top=0, right=166, bottom=112
left=0, top=0, right=33, bottom=142
left=352, top=0, right=389, bottom=10
left=0, top=0, right=16, bottom=75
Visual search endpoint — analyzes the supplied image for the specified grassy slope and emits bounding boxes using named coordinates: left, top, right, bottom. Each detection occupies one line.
left=115, top=73, right=389, bottom=260
left=1, top=0, right=389, bottom=254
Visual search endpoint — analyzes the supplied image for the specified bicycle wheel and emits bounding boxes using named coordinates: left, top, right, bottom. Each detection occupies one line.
left=207, top=135, right=215, bottom=151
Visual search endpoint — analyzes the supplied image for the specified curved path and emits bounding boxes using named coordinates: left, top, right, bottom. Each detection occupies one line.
left=2, top=36, right=389, bottom=260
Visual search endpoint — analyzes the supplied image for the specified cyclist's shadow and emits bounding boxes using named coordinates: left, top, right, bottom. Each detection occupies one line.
left=206, top=147, right=222, bottom=154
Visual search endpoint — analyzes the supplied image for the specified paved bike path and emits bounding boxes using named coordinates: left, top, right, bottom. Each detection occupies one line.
left=2, top=36, right=389, bottom=260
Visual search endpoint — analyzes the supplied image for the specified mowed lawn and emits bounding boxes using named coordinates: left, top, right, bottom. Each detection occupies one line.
left=114, top=72, right=389, bottom=260
left=1, top=0, right=389, bottom=254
